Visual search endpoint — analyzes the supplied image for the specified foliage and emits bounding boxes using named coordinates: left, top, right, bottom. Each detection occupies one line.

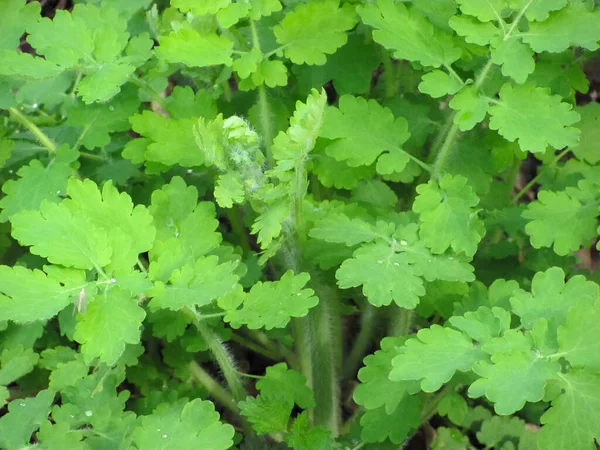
left=0, top=0, right=600, bottom=449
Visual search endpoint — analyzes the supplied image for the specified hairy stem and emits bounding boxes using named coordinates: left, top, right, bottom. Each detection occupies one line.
left=389, top=307, right=414, bottom=337
left=230, top=333, right=281, bottom=361
left=185, top=307, right=246, bottom=405
left=8, top=107, right=57, bottom=153
left=343, top=304, right=379, bottom=380
left=309, top=274, right=342, bottom=436
left=381, top=49, right=396, bottom=98
left=188, top=361, right=240, bottom=414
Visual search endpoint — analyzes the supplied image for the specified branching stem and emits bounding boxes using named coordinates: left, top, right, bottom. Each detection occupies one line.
left=8, top=107, right=57, bottom=153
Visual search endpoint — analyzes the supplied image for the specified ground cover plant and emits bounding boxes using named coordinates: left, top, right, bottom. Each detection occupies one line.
left=1, top=0, right=600, bottom=448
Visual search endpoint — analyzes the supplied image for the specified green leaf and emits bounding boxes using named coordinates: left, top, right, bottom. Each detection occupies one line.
left=36, top=421, right=87, bottom=450
left=558, top=298, right=600, bottom=372
left=149, top=256, right=239, bottom=311
left=0, top=159, right=71, bottom=223
left=522, top=2, right=600, bottom=53
left=214, top=173, right=245, bottom=208
left=309, top=214, right=390, bottom=247
left=449, top=15, right=501, bottom=45
left=128, top=111, right=202, bottom=167
left=73, top=288, right=146, bottom=365
left=65, top=93, right=139, bottom=150
left=250, top=201, right=289, bottom=248
left=321, top=95, right=410, bottom=167
left=438, top=391, right=469, bottom=425
left=538, top=371, right=600, bottom=450
left=358, top=0, right=461, bottom=67
left=488, top=83, right=580, bottom=153
left=171, top=0, right=230, bottom=15
left=476, top=416, right=528, bottom=449
left=156, top=27, right=233, bottom=67
left=523, top=184, right=599, bottom=255
left=469, top=332, right=560, bottom=415
left=419, top=70, right=463, bottom=98
left=360, top=394, right=422, bottom=443
left=508, top=0, right=567, bottom=21
left=391, top=325, right=485, bottom=391
left=132, top=398, right=235, bottom=450
left=0, top=390, right=54, bottom=450
left=0, top=266, right=81, bottom=323
left=272, top=89, right=327, bottom=164
left=11, top=201, right=112, bottom=270
left=64, top=178, right=156, bottom=272
left=354, top=336, right=419, bottom=414
left=273, top=0, right=356, bottom=65
left=432, top=427, right=471, bottom=450
left=0, top=345, right=38, bottom=385
left=448, top=85, right=489, bottom=131
left=449, top=306, right=511, bottom=344
left=239, top=394, right=292, bottom=434
left=0, top=0, right=40, bottom=51
left=490, top=37, right=535, bottom=84
left=220, top=271, right=318, bottom=329
left=337, top=242, right=424, bottom=308
left=456, top=0, right=507, bottom=22
left=285, top=412, right=332, bottom=450
left=24, top=4, right=139, bottom=102
left=413, top=174, right=484, bottom=257
left=510, top=267, right=599, bottom=329
left=572, top=102, right=600, bottom=164
left=257, top=363, right=315, bottom=409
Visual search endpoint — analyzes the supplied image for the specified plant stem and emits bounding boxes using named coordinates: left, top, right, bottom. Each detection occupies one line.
left=381, top=49, right=396, bottom=98
left=308, top=274, right=342, bottom=436
left=343, top=304, right=378, bottom=380
left=185, top=307, right=246, bottom=405
left=420, top=385, right=453, bottom=422
left=431, top=58, right=494, bottom=179
left=230, top=332, right=281, bottom=361
left=188, top=361, right=240, bottom=414
left=8, top=107, right=57, bottom=153
left=512, top=148, right=571, bottom=204
left=389, top=307, right=414, bottom=337
left=226, top=207, right=251, bottom=255
left=129, top=75, right=169, bottom=112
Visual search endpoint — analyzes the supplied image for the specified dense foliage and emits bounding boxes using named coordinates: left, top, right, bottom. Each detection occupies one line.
left=1, top=0, right=600, bottom=448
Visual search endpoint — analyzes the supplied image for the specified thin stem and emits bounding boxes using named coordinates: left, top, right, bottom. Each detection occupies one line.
left=505, top=0, right=534, bottom=39
left=343, top=304, right=379, bottom=380
left=79, top=151, right=106, bottom=162
left=129, top=75, right=169, bottom=111
left=226, top=207, right=251, bottom=255
left=8, top=107, right=57, bottom=153
left=263, top=44, right=289, bottom=59
left=189, top=361, right=240, bottom=414
left=230, top=333, right=281, bottom=361
left=431, top=58, right=494, bottom=179
left=257, top=84, right=274, bottom=169
left=420, top=385, right=453, bottom=422
left=185, top=307, right=246, bottom=404
left=512, top=148, right=572, bottom=203
left=381, top=49, right=396, bottom=98
left=444, top=63, right=464, bottom=85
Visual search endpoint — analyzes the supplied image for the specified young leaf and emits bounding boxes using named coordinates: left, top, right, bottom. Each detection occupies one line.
left=419, top=70, right=463, bottom=98
left=309, top=214, right=390, bottom=247
left=156, top=28, right=234, bottom=68
left=455, top=0, right=507, bottom=22
left=286, top=412, right=332, bottom=450
left=257, top=363, right=315, bottom=409
left=413, top=174, right=485, bottom=257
